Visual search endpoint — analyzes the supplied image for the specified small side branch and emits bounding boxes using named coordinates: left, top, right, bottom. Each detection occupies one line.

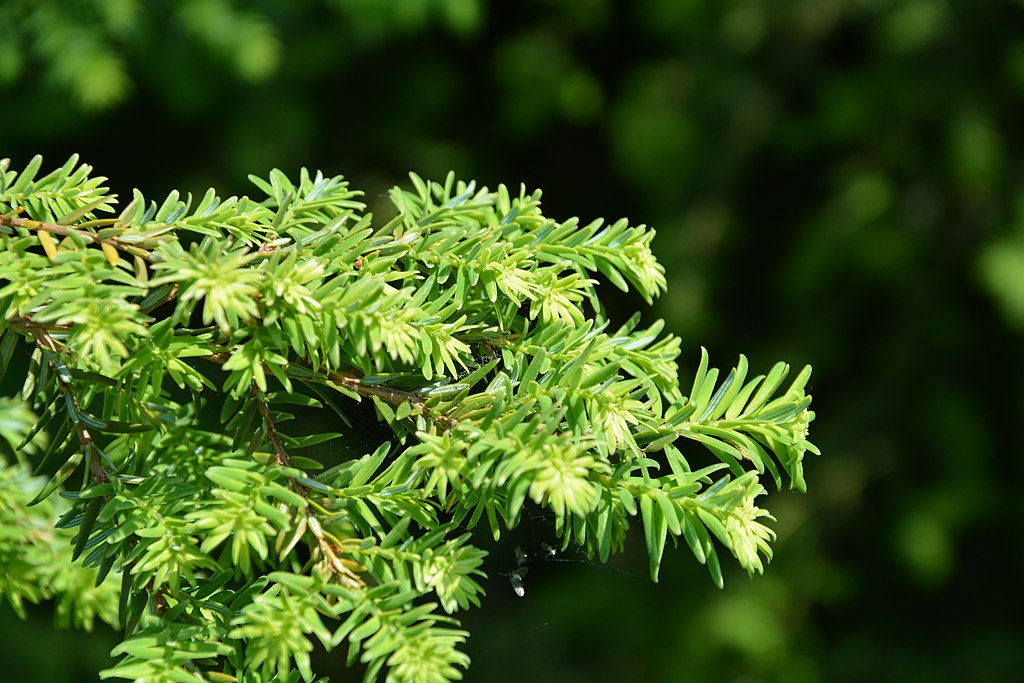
left=9, top=316, right=73, bottom=333
left=337, top=375, right=459, bottom=430
left=252, top=384, right=370, bottom=586
left=204, top=352, right=461, bottom=431
left=0, top=213, right=153, bottom=260
left=252, top=384, right=293, bottom=469
left=29, top=328, right=109, bottom=486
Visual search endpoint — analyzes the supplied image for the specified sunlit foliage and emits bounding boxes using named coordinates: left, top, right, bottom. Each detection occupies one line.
left=0, top=156, right=817, bottom=682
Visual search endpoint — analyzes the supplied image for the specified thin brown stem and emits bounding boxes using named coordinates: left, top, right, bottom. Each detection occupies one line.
left=251, top=385, right=315, bottom=506
left=203, top=352, right=461, bottom=430
left=349, top=379, right=459, bottom=429
left=251, top=384, right=371, bottom=584
left=252, top=384, right=292, bottom=468
left=9, top=316, right=73, bottom=332
left=0, top=214, right=152, bottom=260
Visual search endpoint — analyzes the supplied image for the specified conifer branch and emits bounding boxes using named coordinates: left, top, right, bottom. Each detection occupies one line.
left=0, top=156, right=819, bottom=683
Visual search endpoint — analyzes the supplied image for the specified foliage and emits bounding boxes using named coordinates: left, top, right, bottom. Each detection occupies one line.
left=979, top=204, right=1024, bottom=328
left=0, top=155, right=817, bottom=682
left=0, top=0, right=275, bottom=111
left=0, top=0, right=482, bottom=112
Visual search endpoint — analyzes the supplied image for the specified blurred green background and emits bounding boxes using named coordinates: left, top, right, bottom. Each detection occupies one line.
left=2, top=0, right=1023, bottom=681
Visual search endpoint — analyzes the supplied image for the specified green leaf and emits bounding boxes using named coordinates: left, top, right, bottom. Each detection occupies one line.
left=280, top=432, right=344, bottom=450
left=639, top=492, right=667, bottom=582
left=29, top=446, right=85, bottom=505
left=0, top=331, right=21, bottom=384
left=76, top=412, right=153, bottom=433
left=71, top=497, right=103, bottom=561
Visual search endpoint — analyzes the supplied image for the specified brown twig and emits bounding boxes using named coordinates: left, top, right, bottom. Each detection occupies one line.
left=9, top=316, right=73, bottom=333
left=251, top=383, right=373, bottom=586
left=0, top=214, right=152, bottom=260
left=204, top=352, right=460, bottom=430
left=342, top=377, right=459, bottom=430
left=252, top=384, right=293, bottom=469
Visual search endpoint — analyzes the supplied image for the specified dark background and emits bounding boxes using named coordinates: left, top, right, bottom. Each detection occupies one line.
left=2, top=0, right=1023, bottom=680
